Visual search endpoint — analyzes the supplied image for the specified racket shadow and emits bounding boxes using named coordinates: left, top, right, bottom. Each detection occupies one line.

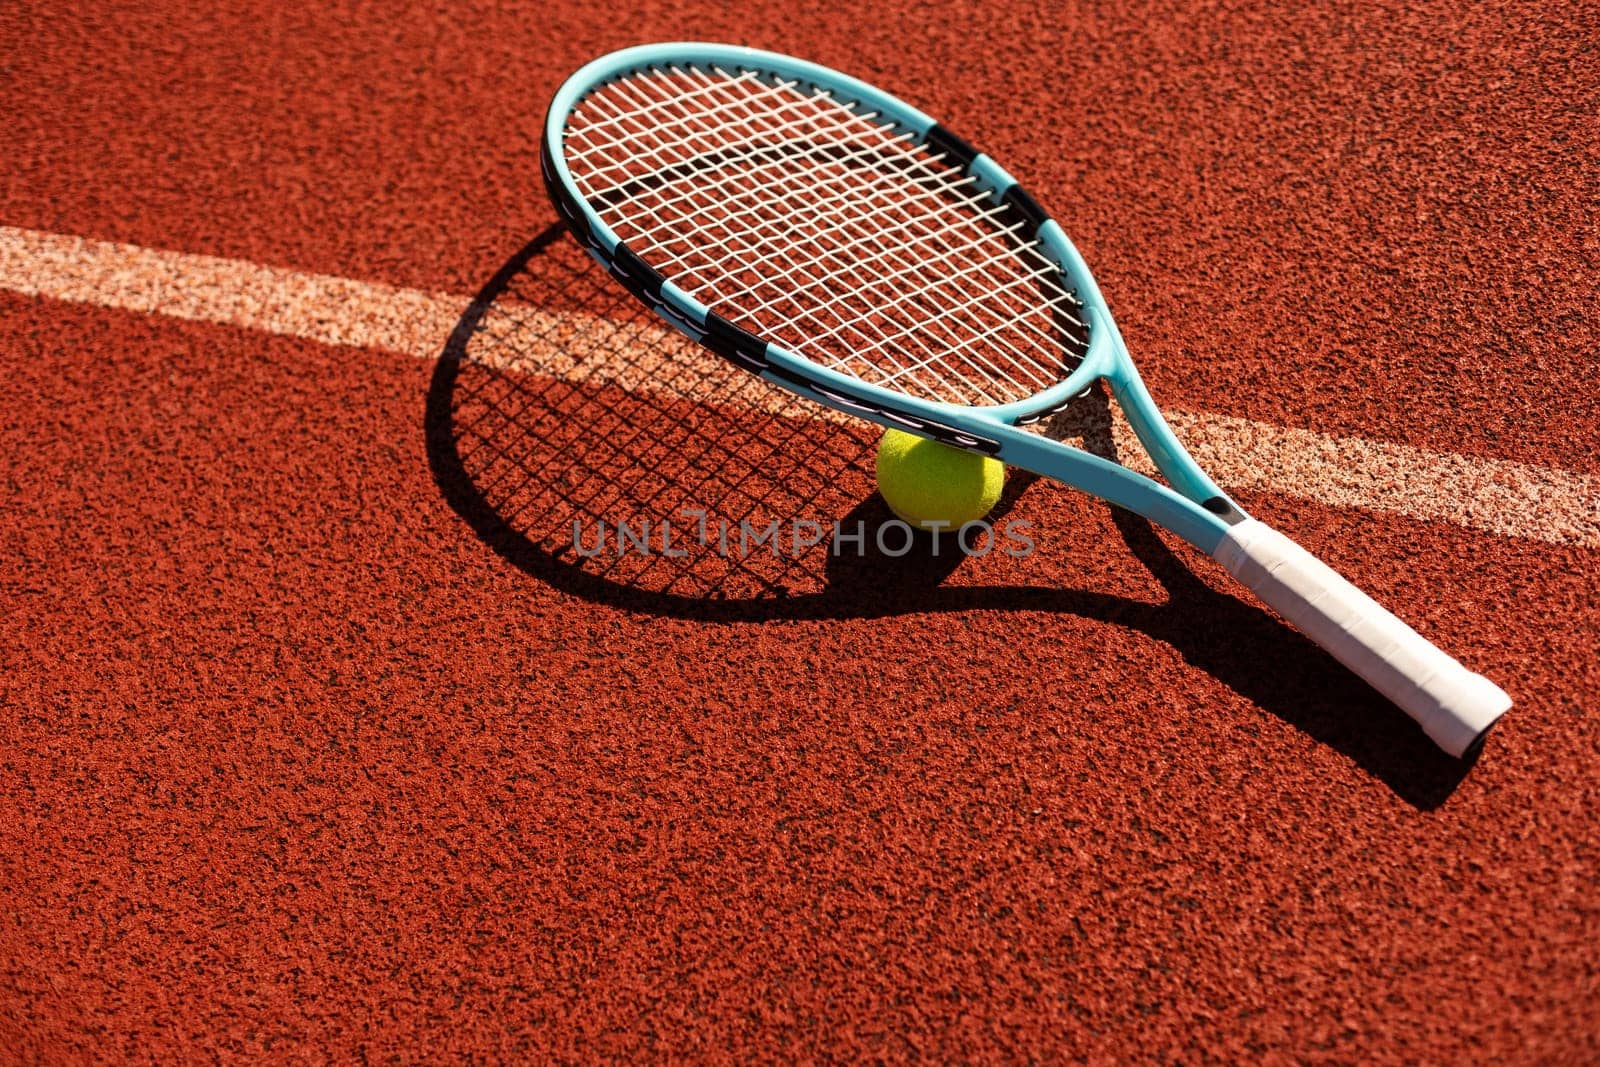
left=423, top=224, right=1475, bottom=809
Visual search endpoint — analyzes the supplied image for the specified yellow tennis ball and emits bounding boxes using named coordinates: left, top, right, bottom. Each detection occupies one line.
left=874, top=428, right=1005, bottom=532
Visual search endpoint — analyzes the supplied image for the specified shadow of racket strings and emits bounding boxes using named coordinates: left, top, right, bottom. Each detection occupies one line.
left=425, top=222, right=983, bottom=607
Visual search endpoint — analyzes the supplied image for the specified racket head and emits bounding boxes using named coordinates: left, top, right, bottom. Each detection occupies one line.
left=540, top=42, right=1124, bottom=447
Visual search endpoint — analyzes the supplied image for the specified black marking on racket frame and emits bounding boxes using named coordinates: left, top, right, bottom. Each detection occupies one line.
left=923, top=124, right=980, bottom=171
left=701, top=312, right=770, bottom=372
left=999, top=184, right=1050, bottom=238
left=608, top=244, right=665, bottom=299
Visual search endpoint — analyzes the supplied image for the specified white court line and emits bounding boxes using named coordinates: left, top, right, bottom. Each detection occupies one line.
left=1, top=224, right=1595, bottom=548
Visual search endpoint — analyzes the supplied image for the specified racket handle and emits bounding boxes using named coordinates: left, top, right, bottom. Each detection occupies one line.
left=1214, top=519, right=1511, bottom=756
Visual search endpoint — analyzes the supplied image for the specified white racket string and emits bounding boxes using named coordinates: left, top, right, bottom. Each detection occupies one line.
left=651, top=69, right=1084, bottom=390
left=569, top=73, right=1052, bottom=403
left=567, top=71, right=845, bottom=189
left=574, top=68, right=1070, bottom=375
left=572, top=70, right=1063, bottom=316
left=590, top=76, right=1053, bottom=339
left=675, top=66, right=1086, bottom=312
left=581, top=73, right=1010, bottom=399
left=584, top=72, right=1058, bottom=398
left=560, top=64, right=1089, bottom=406
left=562, top=68, right=767, bottom=149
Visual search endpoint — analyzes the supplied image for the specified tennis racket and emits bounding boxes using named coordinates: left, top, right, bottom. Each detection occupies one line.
left=540, top=42, right=1511, bottom=757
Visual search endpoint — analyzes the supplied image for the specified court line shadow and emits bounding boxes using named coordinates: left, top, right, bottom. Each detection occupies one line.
left=423, top=224, right=1477, bottom=809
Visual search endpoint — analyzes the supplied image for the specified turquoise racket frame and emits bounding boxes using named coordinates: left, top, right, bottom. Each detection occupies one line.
left=542, top=42, right=1244, bottom=553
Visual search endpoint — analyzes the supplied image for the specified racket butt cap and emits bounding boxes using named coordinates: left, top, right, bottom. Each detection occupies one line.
left=1427, top=672, right=1512, bottom=759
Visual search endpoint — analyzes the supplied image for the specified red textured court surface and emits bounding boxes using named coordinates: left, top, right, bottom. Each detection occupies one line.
left=2, top=2, right=1597, bottom=1062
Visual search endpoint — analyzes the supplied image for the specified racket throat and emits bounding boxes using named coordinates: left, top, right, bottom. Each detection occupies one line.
left=1105, top=371, right=1239, bottom=519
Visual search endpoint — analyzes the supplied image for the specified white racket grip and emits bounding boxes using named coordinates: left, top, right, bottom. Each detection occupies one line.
left=1214, top=519, right=1510, bottom=756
